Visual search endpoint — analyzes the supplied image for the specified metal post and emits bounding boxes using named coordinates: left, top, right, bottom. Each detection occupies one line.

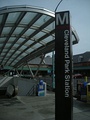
left=52, top=50, right=55, bottom=90
left=20, top=65, right=24, bottom=76
left=15, top=68, right=20, bottom=76
left=27, top=62, right=34, bottom=79
left=34, top=54, right=45, bottom=77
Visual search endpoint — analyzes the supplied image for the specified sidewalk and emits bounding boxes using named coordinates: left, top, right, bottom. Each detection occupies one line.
left=0, top=93, right=90, bottom=120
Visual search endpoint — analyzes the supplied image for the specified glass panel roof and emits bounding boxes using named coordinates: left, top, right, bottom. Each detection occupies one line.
left=34, top=15, right=51, bottom=26
left=0, top=5, right=79, bottom=68
left=2, top=49, right=8, bottom=52
left=17, top=38, right=25, bottom=43
left=0, top=44, right=3, bottom=47
left=0, top=38, right=6, bottom=42
left=5, top=43, right=11, bottom=48
left=13, top=27, right=24, bottom=34
left=20, top=12, right=37, bottom=25
left=45, top=22, right=54, bottom=31
left=2, top=27, right=12, bottom=34
left=26, top=48, right=34, bottom=53
left=6, top=12, right=21, bottom=23
left=25, top=40, right=34, bottom=46
left=23, top=29, right=35, bottom=36
left=33, top=43, right=42, bottom=49
left=8, top=37, right=16, bottom=42
left=33, top=31, right=46, bottom=40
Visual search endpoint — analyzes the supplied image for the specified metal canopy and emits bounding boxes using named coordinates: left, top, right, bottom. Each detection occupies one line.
left=0, top=5, right=79, bottom=68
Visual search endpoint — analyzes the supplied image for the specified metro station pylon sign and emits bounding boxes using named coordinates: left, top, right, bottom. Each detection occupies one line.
left=55, top=11, right=73, bottom=120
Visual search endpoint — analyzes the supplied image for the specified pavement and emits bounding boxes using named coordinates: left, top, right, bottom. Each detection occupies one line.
left=0, top=92, right=90, bottom=120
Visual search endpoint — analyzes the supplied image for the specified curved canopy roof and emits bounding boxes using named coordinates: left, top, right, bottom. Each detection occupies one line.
left=0, top=5, right=79, bottom=68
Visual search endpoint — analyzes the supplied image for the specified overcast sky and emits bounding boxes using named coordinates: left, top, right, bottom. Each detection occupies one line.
left=0, top=0, right=90, bottom=55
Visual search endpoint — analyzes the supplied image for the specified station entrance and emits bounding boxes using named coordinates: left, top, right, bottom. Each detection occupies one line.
left=0, top=5, right=79, bottom=120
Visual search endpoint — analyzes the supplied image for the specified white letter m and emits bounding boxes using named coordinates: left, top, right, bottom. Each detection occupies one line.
left=56, top=12, right=69, bottom=25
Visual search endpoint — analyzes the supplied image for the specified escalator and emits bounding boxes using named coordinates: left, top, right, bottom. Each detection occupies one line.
left=0, top=76, right=18, bottom=98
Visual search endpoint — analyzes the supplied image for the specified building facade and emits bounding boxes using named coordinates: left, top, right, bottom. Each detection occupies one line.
left=73, top=52, right=90, bottom=77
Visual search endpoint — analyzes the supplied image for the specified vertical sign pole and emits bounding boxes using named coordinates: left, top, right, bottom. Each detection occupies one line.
left=55, top=11, right=73, bottom=120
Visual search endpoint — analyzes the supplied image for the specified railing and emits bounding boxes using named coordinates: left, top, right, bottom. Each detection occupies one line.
left=26, top=84, right=37, bottom=96
left=0, top=76, right=8, bottom=85
left=47, top=84, right=53, bottom=91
